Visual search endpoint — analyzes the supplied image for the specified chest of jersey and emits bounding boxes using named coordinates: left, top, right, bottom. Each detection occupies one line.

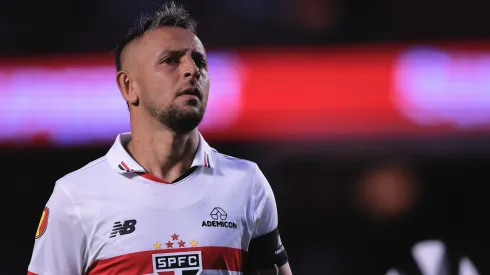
left=83, top=171, right=254, bottom=274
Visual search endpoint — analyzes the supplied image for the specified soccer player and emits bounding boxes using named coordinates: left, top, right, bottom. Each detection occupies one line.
left=27, top=2, right=292, bottom=275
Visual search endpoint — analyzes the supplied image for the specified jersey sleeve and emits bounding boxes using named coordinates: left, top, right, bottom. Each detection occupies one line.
left=27, top=182, right=87, bottom=275
left=251, top=165, right=278, bottom=238
left=244, top=164, right=288, bottom=270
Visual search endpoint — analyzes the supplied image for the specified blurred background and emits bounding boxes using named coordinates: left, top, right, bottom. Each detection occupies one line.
left=2, top=0, right=490, bottom=274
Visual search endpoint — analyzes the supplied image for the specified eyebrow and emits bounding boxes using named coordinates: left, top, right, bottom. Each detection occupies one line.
left=157, top=49, right=206, bottom=59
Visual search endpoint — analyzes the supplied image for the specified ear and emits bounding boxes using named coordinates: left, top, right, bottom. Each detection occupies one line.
left=116, top=70, right=139, bottom=105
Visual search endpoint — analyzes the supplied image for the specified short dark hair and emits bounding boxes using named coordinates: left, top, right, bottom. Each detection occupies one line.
left=113, top=1, right=197, bottom=72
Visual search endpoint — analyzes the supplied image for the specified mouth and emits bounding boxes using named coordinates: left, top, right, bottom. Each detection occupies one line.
left=180, top=88, right=202, bottom=100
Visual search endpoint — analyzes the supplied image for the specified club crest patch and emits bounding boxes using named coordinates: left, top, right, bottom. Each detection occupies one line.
left=152, top=251, right=203, bottom=275
left=35, top=207, right=49, bottom=239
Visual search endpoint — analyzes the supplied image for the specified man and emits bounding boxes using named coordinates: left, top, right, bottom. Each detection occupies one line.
left=27, top=2, right=292, bottom=275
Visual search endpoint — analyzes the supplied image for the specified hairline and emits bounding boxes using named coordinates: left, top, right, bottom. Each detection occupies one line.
left=118, top=25, right=201, bottom=73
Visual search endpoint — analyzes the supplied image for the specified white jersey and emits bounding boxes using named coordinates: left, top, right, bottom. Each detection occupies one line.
left=28, top=132, right=281, bottom=275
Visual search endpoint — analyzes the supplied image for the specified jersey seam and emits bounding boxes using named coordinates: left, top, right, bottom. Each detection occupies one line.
left=58, top=183, right=90, bottom=251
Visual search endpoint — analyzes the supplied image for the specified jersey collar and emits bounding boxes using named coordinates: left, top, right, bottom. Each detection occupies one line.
left=106, top=132, right=214, bottom=175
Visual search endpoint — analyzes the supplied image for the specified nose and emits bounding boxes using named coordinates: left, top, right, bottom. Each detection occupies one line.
left=182, top=55, right=200, bottom=81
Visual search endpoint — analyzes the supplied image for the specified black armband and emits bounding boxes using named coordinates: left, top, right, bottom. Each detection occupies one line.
left=244, top=228, right=288, bottom=270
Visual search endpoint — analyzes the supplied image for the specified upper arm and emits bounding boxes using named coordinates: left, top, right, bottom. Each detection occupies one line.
left=27, top=182, right=87, bottom=275
left=244, top=165, right=291, bottom=273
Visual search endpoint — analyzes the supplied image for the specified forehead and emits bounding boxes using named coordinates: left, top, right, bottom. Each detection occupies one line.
left=135, top=26, right=205, bottom=56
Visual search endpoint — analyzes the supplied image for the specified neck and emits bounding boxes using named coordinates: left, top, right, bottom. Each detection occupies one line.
left=127, top=114, right=200, bottom=183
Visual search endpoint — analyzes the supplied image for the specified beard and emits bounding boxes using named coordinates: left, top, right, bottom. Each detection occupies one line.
left=146, top=100, right=205, bottom=134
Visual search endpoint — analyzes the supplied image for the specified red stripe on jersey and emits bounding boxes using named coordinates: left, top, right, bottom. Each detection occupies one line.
left=136, top=172, right=170, bottom=184
left=87, top=246, right=245, bottom=274
left=120, top=161, right=131, bottom=171
left=27, top=272, right=39, bottom=275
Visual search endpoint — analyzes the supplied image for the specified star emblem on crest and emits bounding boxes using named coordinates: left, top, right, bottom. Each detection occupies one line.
left=153, top=233, right=198, bottom=250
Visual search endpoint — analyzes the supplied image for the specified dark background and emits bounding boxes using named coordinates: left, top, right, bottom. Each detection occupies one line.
left=2, top=0, right=490, bottom=274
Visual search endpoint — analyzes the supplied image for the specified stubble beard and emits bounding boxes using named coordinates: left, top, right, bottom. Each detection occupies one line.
left=147, top=101, right=205, bottom=135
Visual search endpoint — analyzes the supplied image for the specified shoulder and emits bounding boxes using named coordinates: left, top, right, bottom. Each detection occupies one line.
left=211, top=149, right=261, bottom=175
left=55, top=155, right=110, bottom=194
left=209, top=149, right=269, bottom=196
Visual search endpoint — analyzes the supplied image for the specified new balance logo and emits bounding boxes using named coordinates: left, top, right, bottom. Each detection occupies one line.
left=110, top=219, right=137, bottom=238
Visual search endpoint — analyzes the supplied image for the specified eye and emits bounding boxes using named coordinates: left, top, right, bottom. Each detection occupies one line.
left=194, top=57, right=207, bottom=69
left=161, top=56, right=180, bottom=65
